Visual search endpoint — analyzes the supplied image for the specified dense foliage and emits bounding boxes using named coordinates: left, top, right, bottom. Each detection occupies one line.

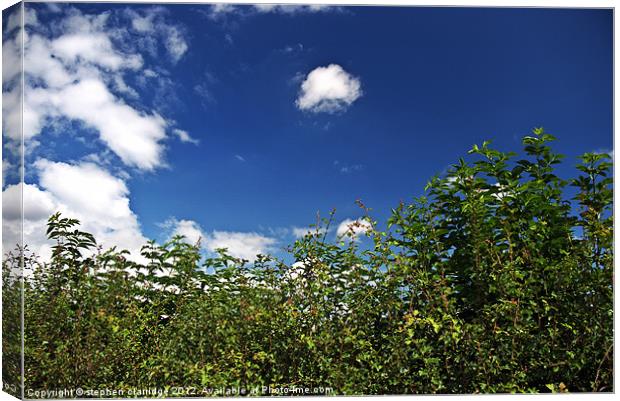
left=2, top=129, right=613, bottom=396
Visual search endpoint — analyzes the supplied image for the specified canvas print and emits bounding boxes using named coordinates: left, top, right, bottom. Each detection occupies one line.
left=1, top=1, right=614, bottom=397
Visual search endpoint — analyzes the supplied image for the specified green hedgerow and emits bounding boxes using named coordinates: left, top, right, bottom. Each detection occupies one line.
left=2, top=129, right=613, bottom=396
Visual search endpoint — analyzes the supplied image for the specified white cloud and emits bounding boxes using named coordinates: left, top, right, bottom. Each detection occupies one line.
left=165, top=26, right=188, bottom=63
left=296, top=64, right=362, bottom=113
left=35, top=160, right=126, bottom=220
left=205, top=3, right=337, bottom=20
left=173, top=128, right=199, bottom=145
left=24, top=35, right=73, bottom=89
left=167, top=219, right=205, bottom=245
left=336, top=218, right=372, bottom=241
left=61, top=9, right=109, bottom=34
left=3, top=7, right=191, bottom=171
left=253, top=4, right=333, bottom=14
left=206, top=231, right=276, bottom=261
left=112, top=74, right=140, bottom=98
left=4, top=7, right=37, bottom=35
left=32, top=160, right=146, bottom=260
left=130, top=12, right=155, bottom=32
left=143, top=68, right=158, bottom=78
left=2, top=183, right=57, bottom=261
left=193, top=70, right=218, bottom=106
left=234, top=154, right=246, bottom=162
left=2, top=159, right=14, bottom=187
left=125, top=7, right=188, bottom=63
left=2, top=83, right=23, bottom=143
left=2, top=25, right=22, bottom=86
left=2, top=16, right=24, bottom=144
left=339, top=163, right=364, bottom=174
left=163, top=219, right=277, bottom=262
left=2, top=160, right=148, bottom=263
left=34, top=79, right=168, bottom=170
left=50, top=32, right=143, bottom=70
left=207, top=3, right=237, bottom=19
left=1, top=7, right=194, bottom=264
left=5, top=8, right=22, bottom=33
left=281, top=43, right=304, bottom=54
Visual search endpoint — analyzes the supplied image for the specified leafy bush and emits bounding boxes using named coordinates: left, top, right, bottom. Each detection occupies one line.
left=3, top=129, right=613, bottom=395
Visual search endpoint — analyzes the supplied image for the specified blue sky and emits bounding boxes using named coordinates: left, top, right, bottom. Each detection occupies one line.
left=2, top=3, right=613, bottom=262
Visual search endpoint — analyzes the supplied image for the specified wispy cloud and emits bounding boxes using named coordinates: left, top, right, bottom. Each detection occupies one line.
left=335, top=161, right=364, bottom=174
left=173, top=129, right=200, bottom=145
left=193, top=69, right=219, bottom=107
left=205, top=3, right=339, bottom=20
left=205, top=3, right=237, bottom=20
left=124, top=7, right=188, bottom=64
left=253, top=4, right=333, bottom=14
left=281, top=43, right=304, bottom=54
left=234, top=154, right=246, bottom=162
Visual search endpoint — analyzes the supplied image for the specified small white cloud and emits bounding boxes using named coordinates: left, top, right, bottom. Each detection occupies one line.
left=143, top=68, right=158, bottom=78
left=165, top=26, right=188, bottom=63
left=207, top=3, right=237, bottom=19
left=253, top=4, right=280, bottom=13
left=296, top=64, right=362, bottom=113
left=131, top=12, right=155, bottom=33
left=336, top=218, right=372, bottom=241
left=173, top=128, right=199, bottom=145
left=339, top=163, right=364, bottom=174
left=280, top=43, right=304, bottom=54
left=234, top=154, right=246, bottom=162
